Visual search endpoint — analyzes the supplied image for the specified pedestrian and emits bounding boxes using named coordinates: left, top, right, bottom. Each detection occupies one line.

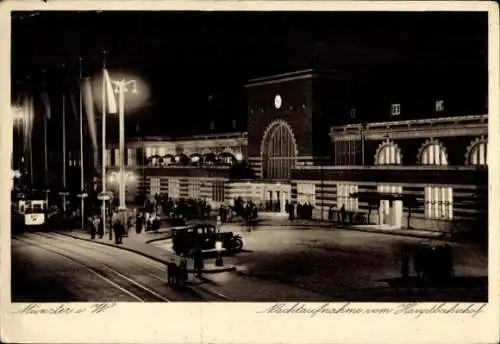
left=167, top=259, right=175, bottom=285
left=113, top=218, right=123, bottom=244
left=135, top=213, right=143, bottom=234
left=97, top=217, right=104, bottom=238
left=89, top=216, right=96, bottom=239
left=193, top=247, right=204, bottom=278
left=340, top=204, right=346, bottom=226
left=166, top=258, right=176, bottom=285
left=179, top=255, right=188, bottom=286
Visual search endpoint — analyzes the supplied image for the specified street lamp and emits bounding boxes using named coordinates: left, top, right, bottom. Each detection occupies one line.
left=215, top=240, right=223, bottom=267
left=111, top=78, right=138, bottom=210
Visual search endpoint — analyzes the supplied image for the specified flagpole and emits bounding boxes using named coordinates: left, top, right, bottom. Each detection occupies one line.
left=43, top=70, right=49, bottom=204
left=79, top=57, right=85, bottom=230
left=102, top=53, right=109, bottom=240
left=62, top=65, right=67, bottom=213
left=44, top=112, right=48, bottom=201
left=29, top=96, right=34, bottom=186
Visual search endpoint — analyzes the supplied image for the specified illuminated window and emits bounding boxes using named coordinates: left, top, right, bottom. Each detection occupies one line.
left=435, top=100, right=444, bottom=112
left=420, top=141, right=448, bottom=165
left=157, top=146, right=166, bottom=157
left=127, top=148, right=136, bottom=166
left=375, top=141, right=402, bottom=165
left=145, top=146, right=153, bottom=159
left=149, top=177, right=160, bottom=196
left=391, top=103, right=401, bottom=116
left=168, top=179, right=180, bottom=198
left=468, top=140, right=488, bottom=166
left=297, top=183, right=315, bottom=206
left=262, top=121, right=297, bottom=180
left=114, top=149, right=120, bottom=167
left=377, top=185, right=403, bottom=219
left=188, top=179, right=201, bottom=198
left=425, top=186, right=453, bottom=220
left=336, top=184, right=358, bottom=211
left=212, top=180, right=225, bottom=202
left=334, top=139, right=360, bottom=165
left=106, top=149, right=112, bottom=167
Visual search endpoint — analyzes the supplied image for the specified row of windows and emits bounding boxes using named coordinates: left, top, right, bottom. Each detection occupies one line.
left=350, top=100, right=445, bottom=119
left=148, top=177, right=224, bottom=202
left=337, top=184, right=359, bottom=212
left=106, top=149, right=243, bottom=167
left=297, top=183, right=315, bottom=206
left=334, top=138, right=488, bottom=166
left=296, top=183, right=454, bottom=220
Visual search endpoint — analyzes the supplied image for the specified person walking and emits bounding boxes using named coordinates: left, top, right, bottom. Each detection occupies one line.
left=193, top=247, right=204, bottom=278
left=97, top=217, right=104, bottom=238
left=166, top=258, right=177, bottom=285
left=113, top=218, right=123, bottom=244
left=89, top=215, right=96, bottom=239
left=340, top=204, right=347, bottom=226
left=179, top=255, right=188, bottom=286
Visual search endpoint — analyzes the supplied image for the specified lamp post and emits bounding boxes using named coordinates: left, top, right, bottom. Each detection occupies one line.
left=110, top=78, right=137, bottom=211
left=215, top=240, right=223, bottom=267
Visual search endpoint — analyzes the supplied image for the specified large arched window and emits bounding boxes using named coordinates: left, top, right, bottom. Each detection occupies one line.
left=261, top=120, right=297, bottom=180
left=418, top=139, right=448, bottom=165
left=418, top=139, right=453, bottom=220
left=466, top=137, right=488, bottom=166
left=375, top=140, right=402, bottom=165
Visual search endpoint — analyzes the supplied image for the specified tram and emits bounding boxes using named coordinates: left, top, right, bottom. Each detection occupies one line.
left=19, top=199, right=48, bottom=226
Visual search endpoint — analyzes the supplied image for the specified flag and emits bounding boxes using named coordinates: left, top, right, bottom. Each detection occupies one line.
left=40, top=80, right=51, bottom=120
left=79, top=77, right=98, bottom=152
left=69, top=91, right=79, bottom=122
left=103, top=68, right=118, bottom=114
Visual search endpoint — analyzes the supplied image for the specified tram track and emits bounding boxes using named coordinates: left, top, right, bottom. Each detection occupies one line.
left=14, top=235, right=171, bottom=302
left=19, top=232, right=232, bottom=302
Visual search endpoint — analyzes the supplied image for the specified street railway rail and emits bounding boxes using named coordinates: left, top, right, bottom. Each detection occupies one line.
left=14, top=233, right=231, bottom=302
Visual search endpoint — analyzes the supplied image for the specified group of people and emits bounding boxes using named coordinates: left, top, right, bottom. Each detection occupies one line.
left=166, top=247, right=204, bottom=286
left=232, top=197, right=259, bottom=224
left=329, top=204, right=354, bottom=226
left=400, top=243, right=454, bottom=282
left=87, top=209, right=135, bottom=244
left=145, top=194, right=213, bottom=222
left=285, top=201, right=315, bottom=221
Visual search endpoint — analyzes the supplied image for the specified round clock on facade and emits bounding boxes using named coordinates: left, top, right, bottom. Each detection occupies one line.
left=274, top=94, right=282, bottom=109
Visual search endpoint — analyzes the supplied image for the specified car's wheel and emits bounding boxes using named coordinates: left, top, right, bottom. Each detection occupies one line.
left=231, top=237, right=243, bottom=252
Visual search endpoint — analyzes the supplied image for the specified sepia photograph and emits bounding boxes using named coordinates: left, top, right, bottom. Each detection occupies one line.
left=2, top=2, right=499, bottom=343
left=9, top=8, right=491, bottom=304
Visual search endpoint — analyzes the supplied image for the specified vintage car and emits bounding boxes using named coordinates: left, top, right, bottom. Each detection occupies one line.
left=171, top=223, right=243, bottom=256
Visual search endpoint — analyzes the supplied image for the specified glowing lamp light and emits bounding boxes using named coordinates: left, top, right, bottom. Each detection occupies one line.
left=11, top=106, right=23, bottom=120
left=215, top=241, right=223, bottom=252
left=92, top=69, right=151, bottom=115
left=175, top=156, right=180, bottom=162
left=11, top=170, right=21, bottom=179
left=108, top=174, right=116, bottom=183
left=235, top=153, right=243, bottom=161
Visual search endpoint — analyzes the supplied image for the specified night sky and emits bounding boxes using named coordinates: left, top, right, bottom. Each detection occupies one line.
left=11, top=11, right=488, bottom=137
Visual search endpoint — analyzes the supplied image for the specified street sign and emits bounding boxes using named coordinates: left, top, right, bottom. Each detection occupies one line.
left=58, top=191, right=70, bottom=196
left=97, top=194, right=111, bottom=201
left=77, top=193, right=88, bottom=198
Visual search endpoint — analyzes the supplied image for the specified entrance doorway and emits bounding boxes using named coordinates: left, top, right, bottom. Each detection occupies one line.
left=263, top=183, right=291, bottom=213
left=377, top=185, right=403, bottom=228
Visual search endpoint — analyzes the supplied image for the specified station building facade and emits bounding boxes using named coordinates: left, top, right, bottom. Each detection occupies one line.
left=106, top=69, right=488, bottom=233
